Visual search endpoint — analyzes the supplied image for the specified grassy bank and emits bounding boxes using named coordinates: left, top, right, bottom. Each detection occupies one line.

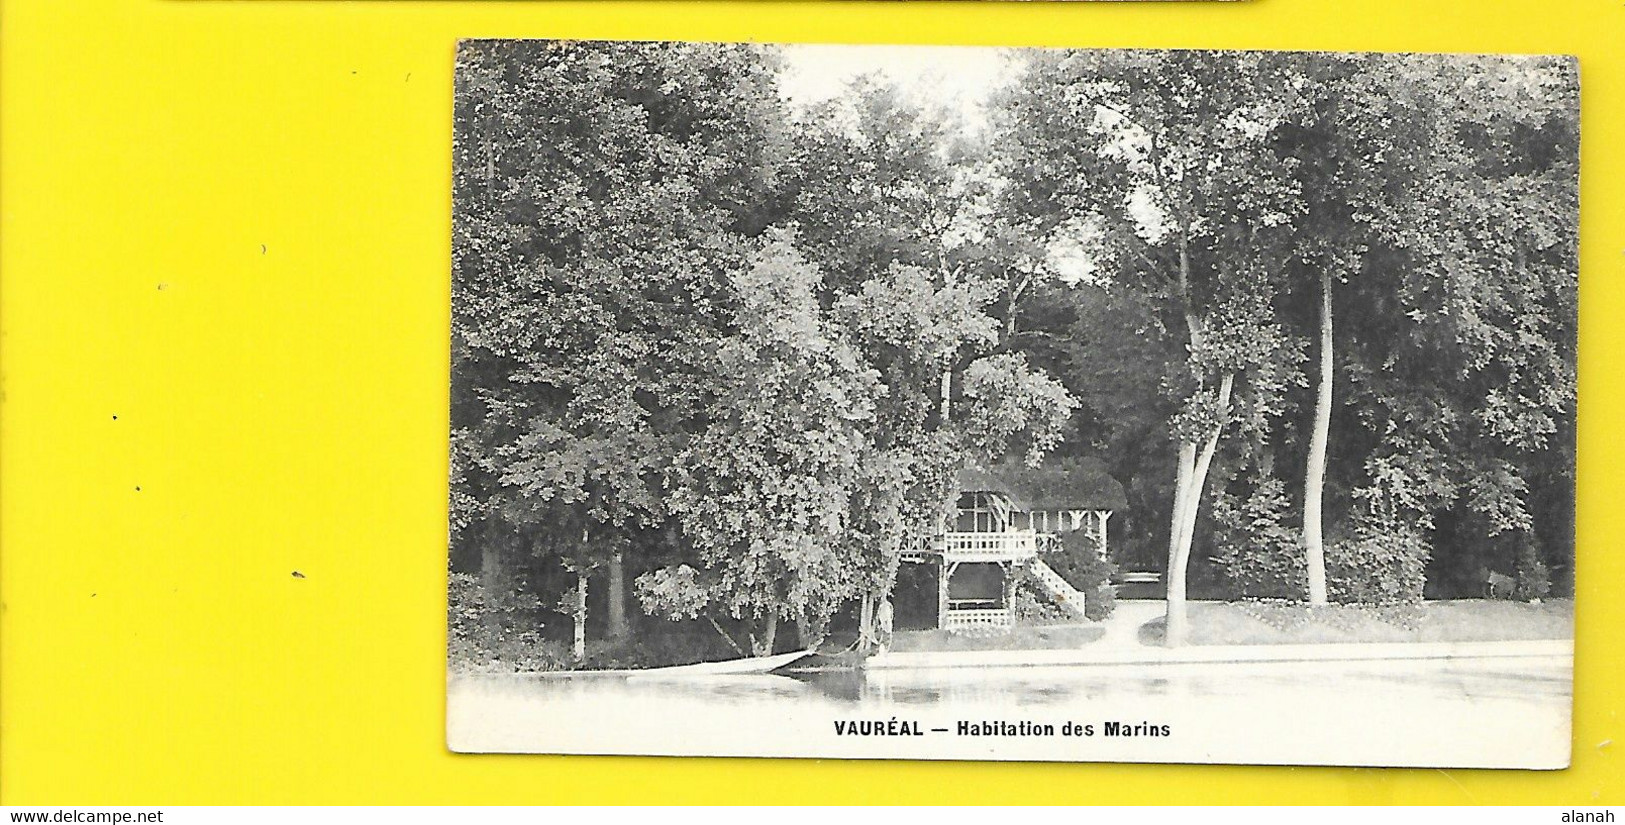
left=453, top=599, right=1572, bottom=673
left=1137, top=599, right=1574, bottom=646
left=891, top=623, right=1106, bottom=652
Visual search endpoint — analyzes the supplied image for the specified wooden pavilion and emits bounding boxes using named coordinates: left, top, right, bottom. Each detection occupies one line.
left=897, top=457, right=1126, bottom=631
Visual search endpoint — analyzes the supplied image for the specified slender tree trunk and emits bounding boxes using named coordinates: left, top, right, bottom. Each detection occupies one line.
left=572, top=523, right=592, bottom=659
left=483, top=128, right=495, bottom=206
left=859, top=592, right=874, bottom=649
left=479, top=537, right=509, bottom=607
left=1165, top=444, right=1196, bottom=647
left=705, top=615, right=744, bottom=656
left=1303, top=270, right=1333, bottom=605
left=572, top=571, right=588, bottom=660
left=1165, top=373, right=1234, bottom=647
left=797, top=616, right=819, bottom=650
left=1004, top=272, right=1032, bottom=343
left=940, top=263, right=956, bottom=424
left=607, top=548, right=628, bottom=638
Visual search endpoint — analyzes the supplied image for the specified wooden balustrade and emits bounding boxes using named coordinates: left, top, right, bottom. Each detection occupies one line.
left=942, top=609, right=1014, bottom=630
left=941, top=530, right=1039, bottom=562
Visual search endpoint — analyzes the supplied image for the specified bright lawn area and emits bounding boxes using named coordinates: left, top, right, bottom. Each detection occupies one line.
left=1137, top=598, right=1574, bottom=646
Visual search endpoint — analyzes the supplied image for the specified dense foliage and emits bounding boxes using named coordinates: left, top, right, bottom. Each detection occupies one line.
left=450, top=42, right=1577, bottom=665
left=1326, top=530, right=1431, bottom=606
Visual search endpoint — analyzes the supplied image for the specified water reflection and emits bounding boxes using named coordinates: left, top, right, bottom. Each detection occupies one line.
left=448, top=655, right=1573, bottom=766
left=452, top=658, right=1572, bottom=715
left=454, top=655, right=1575, bottom=708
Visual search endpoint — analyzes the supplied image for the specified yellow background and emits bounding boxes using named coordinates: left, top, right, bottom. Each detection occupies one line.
left=1, top=0, right=1620, bottom=805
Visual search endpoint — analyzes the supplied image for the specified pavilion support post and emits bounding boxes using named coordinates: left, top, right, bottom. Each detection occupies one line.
left=1003, top=562, right=1018, bottom=624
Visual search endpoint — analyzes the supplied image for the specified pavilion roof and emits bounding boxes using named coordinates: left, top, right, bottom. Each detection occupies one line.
left=956, top=456, right=1127, bottom=513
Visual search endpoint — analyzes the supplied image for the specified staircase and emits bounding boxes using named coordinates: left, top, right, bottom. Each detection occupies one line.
left=1028, top=559, right=1088, bottom=618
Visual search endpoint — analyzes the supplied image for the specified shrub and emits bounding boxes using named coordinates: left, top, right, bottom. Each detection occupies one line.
left=1014, top=577, right=1072, bottom=623
left=448, top=571, right=569, bottom=673
left=1210, top=478, right=1308, bottom=601
left=1514, top=535, right=1552, bottom=602
left=1084, top=573, right=1118, bottom=621
left=1042, top=529, right=1119, bottom=620
left=578, top=620, right=733, bottom=670
left=1326, top=529, right=1430, bottom=606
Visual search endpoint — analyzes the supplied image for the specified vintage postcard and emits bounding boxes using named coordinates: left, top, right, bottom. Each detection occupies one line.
left=446, top=40, right=1577, bottom=768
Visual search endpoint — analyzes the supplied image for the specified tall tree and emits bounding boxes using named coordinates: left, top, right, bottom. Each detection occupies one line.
left=450, top=41, right=788, bottom=652
left=1325, top=55, right=1579, bottom=593
left=1265, top=54, right=1578, bottom=603
left=782, top=83, right=1077, bottom=647
left=997, top=50, right=1305, bottom=644
left=1270, top=54, right=1408, bottom=604
left=649, top=236, right=883, bottom=655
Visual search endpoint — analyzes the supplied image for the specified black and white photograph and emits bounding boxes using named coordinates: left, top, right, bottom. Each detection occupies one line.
left=446, top=40, right=1578, bottom=768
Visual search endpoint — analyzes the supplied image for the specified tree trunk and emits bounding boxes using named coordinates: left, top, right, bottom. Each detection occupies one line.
left=798, top=612, right=829, bottom=650
left=1004, top=272, right=1032, bottom=343
left=572, top=571, right=588, bottom=660
left=1165, top=372, right=1234, bottom=647
left=1165, top=443, right=1197, bottom=647
left=940, top=262, right=956, bottom=424
left=857, top=591, right=878, bottom=653
left=705, top=615, right=744, bottom=656
left=607, top=548, right=628, bottom=638
left=1303, top=270, right=1333, bottom=605
left=479, top=536, right=509, bottom=608
left=752, top=612, right=779, bottom=657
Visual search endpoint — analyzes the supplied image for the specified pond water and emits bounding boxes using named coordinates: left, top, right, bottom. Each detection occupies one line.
left=447, top=655, right=1572, bottom=768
